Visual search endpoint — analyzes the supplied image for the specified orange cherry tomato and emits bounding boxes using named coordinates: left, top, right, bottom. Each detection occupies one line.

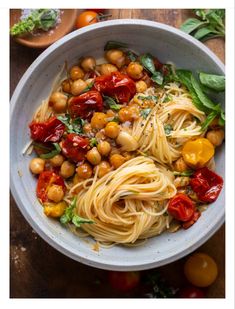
left=108, top=271, right=140, bottom=292
left=76, top=11, right=98, bottom=29
left=184, top=253, right=218, bottom=287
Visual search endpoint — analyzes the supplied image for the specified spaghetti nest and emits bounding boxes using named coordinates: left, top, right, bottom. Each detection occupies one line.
left=67, top=156, right=176, bottom=244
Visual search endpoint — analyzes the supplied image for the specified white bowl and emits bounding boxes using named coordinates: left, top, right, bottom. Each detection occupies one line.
left=10, top=19, right=225, bottom=271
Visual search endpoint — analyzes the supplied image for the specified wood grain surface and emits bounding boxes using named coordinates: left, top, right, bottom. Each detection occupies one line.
left=10, top=9, right=225, bottom=298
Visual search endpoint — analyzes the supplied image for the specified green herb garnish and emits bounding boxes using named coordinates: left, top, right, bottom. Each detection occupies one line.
left=137, top=95, right=158, bottom=103
left=57, top=114, right=85, bottom=134
left=39, top=143, right=61, bottom=159
left=164, top=124, right=173, bottom=136
left=90, top=137, right=98, bottom=147
left=103, top=95, right=122, bottom=111
left=126, top=50, right=138, bottom=62
left=173, top=170, right=194, bottom=176
left=199, top=72, right=225, bottom=92
left=163, top=95, right=172, bottom=103
left=60, top=197, right=94, bottom=227
left=140, top=108, right=152, bottom=119
left=80, top=82, right=94, bottom=94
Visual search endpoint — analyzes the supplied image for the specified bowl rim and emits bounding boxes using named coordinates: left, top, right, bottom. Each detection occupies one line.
left=10, top=19, right=225, bottom=271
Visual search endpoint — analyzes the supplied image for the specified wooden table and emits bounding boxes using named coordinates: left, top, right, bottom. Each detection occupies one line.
left=10, top=9, right=225, bottom=298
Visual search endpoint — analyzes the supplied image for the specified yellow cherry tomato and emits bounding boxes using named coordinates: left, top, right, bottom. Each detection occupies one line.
left=184, top=253, right=218, bottom=287
left=182, top=138, right=214, bottom=168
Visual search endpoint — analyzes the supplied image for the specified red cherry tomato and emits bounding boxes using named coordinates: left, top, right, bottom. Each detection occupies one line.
left=108, top=271, right=140, bottom=292
left=190, top=167, right=223, bottom=203
left=168, top=193, right=195, bottom=222
left=36, top=171, right=66, bottom=203
left=182, top=211, right=201, bottom=229
left=68, top=90, right=103, bottom=120
left=94, top=72, right=136, bottom=103
left=61, top=133, right=89, bottom=163
left=178, top=286, right=205, bottom=298
left=76, top=11, right=98, bottom=29
left=29, top=117, right=65, bottom=143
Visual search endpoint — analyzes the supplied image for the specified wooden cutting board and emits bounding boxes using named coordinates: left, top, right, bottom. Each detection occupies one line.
left=10, top=9, right=225, bottom=298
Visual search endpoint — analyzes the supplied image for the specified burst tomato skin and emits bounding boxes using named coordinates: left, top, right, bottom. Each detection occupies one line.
left=178, top=286, right=205, bottom=298
left=190, top=167, right=223, bottom=203
left=184, top=253, right=218, bottom=287
left=61, top=133, right=89, bottom=163
left=36, top=171, right=66, bottom=203
left=76, top=11, right=98, bottom=28
left=168, top=193, right=195, bottom=222
left=108, top=271, right=140, bottom=292
left=94, top=72, right=136, bottom=103
left=182, top=211, right=201, bottom=229
left=68, top=90, right=103, bottom=120
left=29, top=117, right=65, bottom=143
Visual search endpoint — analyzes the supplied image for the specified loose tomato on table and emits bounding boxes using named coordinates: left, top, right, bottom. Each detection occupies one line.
left=190, top=167, right=223, bottom=203
left=108, top=271, right=140, bottom=292
left=184, top=253, right=218, bottom=287
left=68, top=90, right=103, bottom=120
left=61, top=133, right=89, bottom=163
left=178, top=286, right=205, bottom=298
left=167, top=193, right=195, bottom=222
left=29, top=117, right=65, bottom=143
left=36, top=171, right=66, bottom=203
left=76, top=11, right=111, bottom=29
left=94, top=72, right=136, bottom=103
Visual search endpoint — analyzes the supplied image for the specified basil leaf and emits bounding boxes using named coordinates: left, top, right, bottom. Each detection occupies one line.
left=205, top=10, right=225, bottom=30
left=173, top=170, right=194, bottom=176
left=57, top=114, right=84, bottom=134
left=140, top=108, right=152, bottom=119
left=194, top=9, right=207, bottom=20
left=40, top=143, right=61, bottom=159
left=180, top=18, right=207, bottom=34
left=40, top=9, right=58, bottom=31
left=60, top=197, right=77, bottom=225
left=126, top=50, right=138, bottom=62
left=201, top=110, right=219, bottom=131
left=164, top=124, right=173, bottom=136
left=219, top=110, right=225, bottom=126
left=32, top=142, right=52, bottom=151
left=104, top=41, right=128, bottom=51
left=104, top=95, right=122, bottom=110
left=137, top=95, right=158, bottom=103
left=199, top=72, right=225, bottom=92
left=163, top=95, right=172, bottom=103
left=81, top=82, right=94, bottom=94
left=90, top=137, right=98, bottom=147
left=140, top=53, right=156, bottom=75
left=152, top=72, right=164, bottom=85
left=193, top=26, right=216, bottom=40
left=72, top=215, right=94, bottom=228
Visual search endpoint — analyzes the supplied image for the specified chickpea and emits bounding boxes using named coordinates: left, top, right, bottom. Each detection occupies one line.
left=76, top=162, right=93, bottom=179
left=44, top=201, right=67, bottom=218
left=49, top=154, right=65, bottom=167
left=135, top=80, right=148, bottom=93
left=97, top=141, right=111, bottom=156
left=86, top=147, right=102, bottom=165
left=49, top=92, right=68, bottom=113
left=60, top=161, right=75, bottom=178
left=105, top=49, right=124, bottom=65
left=69, top=65, right=85, bottom=80
left=206, top=129, right=224, bottom=147
left=95, top=161, right=112, bottom=178
left=71, top=79, right=87, bottom=96
left=62, top=78, right=72, bottom=93
left=118, top=105, right=139, bottom=122
left=47, top=185, right=64, bottom=203
left=110, top=154, right=126, bottom=169
left=174, top=157, right=189, bottom=173
left=90, top=112, right=107, bottom=129
left=83, top=123, right=92, bottom=134
left=80, top=56, right=96, bottom=72
left=100, top=63, right=118, bottom=75
left=104, top=122, right=120, bottom=139
left=29, top=158, right=45, bottom=174
left=126, top=62, right=143, bottom=80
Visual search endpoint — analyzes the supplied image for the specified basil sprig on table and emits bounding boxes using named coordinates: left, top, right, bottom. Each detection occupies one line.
left=140, top=53, right=164, bottom=85
left=39, top=143, right=61, bottom=159
left=57, top=114, right=85, bottom=134
left=175, top=70, right=225, bottom=130
left=60, top=197, right=94, bottom=228
left=180, top=9, right=225, bottom=42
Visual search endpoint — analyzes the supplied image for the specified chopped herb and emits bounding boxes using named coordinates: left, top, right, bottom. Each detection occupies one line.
left=103, top=95, right=122, bottom=110
left=90, top=137, right=98, bottom=147
left=57, top=114, right=84, bottom=134
left=164, top=124, right=173, bottom=136
left=60, top=197, right=94, bottom=227
left=137, top=95, right=158, bottom=103
left=173, top=170, right=194, bottom=176
left=140, top=108, right=152, bottom=119
left=151, top=71, right=164, bottom=85
left=104, top=40, right=128, bottom=51
left=39, top=143, right=61, bottom=159
left=126, top=50, right=138, bottom=62
left=80, top=82, right=94, bottom=94
left=163, top=95, right=172, bottom=103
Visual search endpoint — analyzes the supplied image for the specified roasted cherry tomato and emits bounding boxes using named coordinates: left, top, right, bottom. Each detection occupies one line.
left=168, top=193, right=195, bottom=222
left=68, top=90, right=103, bottom=120
left=94, top=72, right=136, bottom=103
left=190, top=167, right=223, bottom=203
left=76, top=11, right=99, bottom=28
left=178, top=286, right=205, bottom=298
left=29, top=117, right=65, bottom=143
left=182, top=211, right=201, bottom=229
left=184, top=253, right=218, bottom=287
left=36, top=171, right=66, bottom=203
left=108, top=271, right=140, bottom=292
left=61, top=133, right=89, bottom=163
